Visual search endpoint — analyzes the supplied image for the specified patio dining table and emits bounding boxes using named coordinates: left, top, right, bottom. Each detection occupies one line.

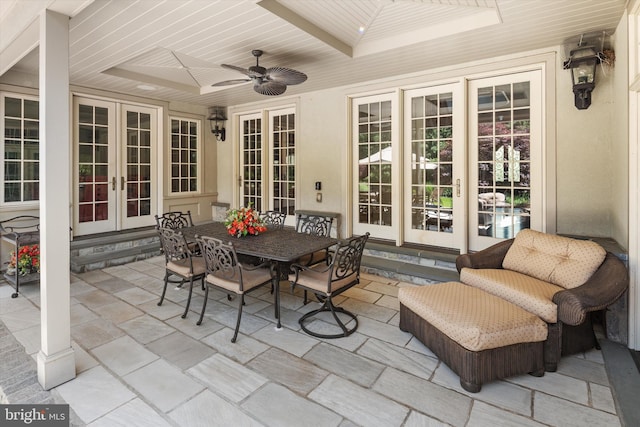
left=180, top=222, right=338, bottom=329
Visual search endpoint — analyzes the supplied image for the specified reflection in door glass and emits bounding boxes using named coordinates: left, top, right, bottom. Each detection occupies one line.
left=476, top=82, right=531, bottom=239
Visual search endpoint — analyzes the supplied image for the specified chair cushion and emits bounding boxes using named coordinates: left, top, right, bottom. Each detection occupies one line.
left=398, top=282, right=548, bottom=352
left=167, top=257, right=206, bottom=277
left=288, top=264, right=356, bottom=294
left=460, top=268, right=563, bottom=323
left=502, top=229, right=606, bottom=289
left=206, top=265, right=272, bottom=294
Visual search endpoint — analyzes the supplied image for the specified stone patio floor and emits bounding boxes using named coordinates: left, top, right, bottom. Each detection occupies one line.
left=0, top=254, right=637, bottom=426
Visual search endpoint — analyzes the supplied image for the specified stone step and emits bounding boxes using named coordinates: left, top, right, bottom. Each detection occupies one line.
left=361, top=241, right=460, bottom=285
left=70, top=227, right=161, bottom=273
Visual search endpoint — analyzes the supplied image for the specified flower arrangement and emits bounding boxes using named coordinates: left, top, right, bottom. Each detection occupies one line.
left=224, top=206, right=267, bottom=237
left=8, top=244, right=40, bottom=276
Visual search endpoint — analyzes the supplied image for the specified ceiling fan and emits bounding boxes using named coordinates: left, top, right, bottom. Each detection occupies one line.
left=212, top=49, right=307, bottom=96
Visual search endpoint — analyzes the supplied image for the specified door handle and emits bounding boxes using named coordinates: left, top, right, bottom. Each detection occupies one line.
left=456, top=179, right=461, bottom=197
left=238, top=176, right=242, bottom=187
left=121, top=177, right=125, bottom=191
left=112, top=177, right=116, bottom=191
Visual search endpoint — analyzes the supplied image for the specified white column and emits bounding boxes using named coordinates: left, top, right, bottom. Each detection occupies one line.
left=37, top=9, right=75, bottom=390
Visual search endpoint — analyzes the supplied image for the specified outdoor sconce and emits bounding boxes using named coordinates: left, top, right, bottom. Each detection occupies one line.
left=563, top=43, right=601, bottom=110
left=207, top=106, right=227, bottom=142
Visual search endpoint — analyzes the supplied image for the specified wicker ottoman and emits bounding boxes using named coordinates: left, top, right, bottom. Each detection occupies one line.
left=399, top=282, right=548, bottom=392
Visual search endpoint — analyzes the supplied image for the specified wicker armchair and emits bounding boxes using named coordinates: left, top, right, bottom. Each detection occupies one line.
left=456, top=234, right=628, bottom=371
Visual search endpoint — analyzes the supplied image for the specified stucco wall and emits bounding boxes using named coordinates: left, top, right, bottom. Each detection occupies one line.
left=555, top=25, right=628, bottom=246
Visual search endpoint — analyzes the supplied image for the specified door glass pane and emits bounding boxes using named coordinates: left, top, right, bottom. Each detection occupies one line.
left=242, top=117, right=262, bottom=211
left=409, top=92, right=453, bottom=232
left=78, top=103, right=108, bottom=222
left=126, top=110, right=152, bottom=217
left=271, top=111, right=296, bottom=216
left=475, top=81, right=531, bottom=238
left=358, top=100, right=392, bottom=226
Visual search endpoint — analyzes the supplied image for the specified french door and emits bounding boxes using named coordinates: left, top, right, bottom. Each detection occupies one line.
left=239, top=112, right=263, bottom=212
left=238, top=109, right=297, bottom=226
left=468, top=70, right=542, bottom=251
left=352, top=69, right=543, bottom=251
left=403, top=84, right=464, bottom=248
left=352, top=93, right=398, bottom=240
left=73, top=97, right=158, bottom=235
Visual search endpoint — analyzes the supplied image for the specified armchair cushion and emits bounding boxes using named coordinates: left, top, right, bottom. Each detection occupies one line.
left=502, top=229, right=606, bottom=289
left=460, top=268, right=564, bottom=323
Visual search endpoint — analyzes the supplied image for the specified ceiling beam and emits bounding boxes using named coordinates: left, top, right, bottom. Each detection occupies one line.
left=257, top=0, right=353, bottom=57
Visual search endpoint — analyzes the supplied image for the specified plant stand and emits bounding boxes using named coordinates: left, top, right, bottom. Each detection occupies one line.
left=3, top=271, right=39, bottom=298
left=0, top=215, right=40, bottom=298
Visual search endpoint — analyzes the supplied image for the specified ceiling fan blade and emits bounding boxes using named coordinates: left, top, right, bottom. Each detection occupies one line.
left=254, top=80, right=287, bottom=96
left=265, top=67, right=307, bottom=85
left=211, top=78, right=251, bottom=87
left=221, top=63, right=263, bottom=78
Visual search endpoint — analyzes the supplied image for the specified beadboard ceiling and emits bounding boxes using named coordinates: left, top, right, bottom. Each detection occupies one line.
left=0, top=0, right=627, bottom=107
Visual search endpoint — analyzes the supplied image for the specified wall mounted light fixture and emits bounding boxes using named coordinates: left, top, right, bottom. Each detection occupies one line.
left=563, top=40, right=601, bottom=110
left=207, top=106, right=227, bottom=141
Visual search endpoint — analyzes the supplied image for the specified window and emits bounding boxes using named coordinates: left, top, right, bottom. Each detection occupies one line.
left=169, top=117, right=199, bottom=194
left=1, top=93, right=39, bottom=204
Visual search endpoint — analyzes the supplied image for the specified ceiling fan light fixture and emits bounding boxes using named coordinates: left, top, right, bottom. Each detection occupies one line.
left=212, top=49, right=307, bottom=96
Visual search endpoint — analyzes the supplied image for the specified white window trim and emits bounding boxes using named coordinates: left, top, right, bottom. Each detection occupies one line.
left=0, top=91, right=40, bottom=208
left=168, top=115, right=202, bottom=196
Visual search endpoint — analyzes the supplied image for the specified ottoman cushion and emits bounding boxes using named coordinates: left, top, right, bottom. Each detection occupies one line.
left=399, top=282, right=548, bottom=352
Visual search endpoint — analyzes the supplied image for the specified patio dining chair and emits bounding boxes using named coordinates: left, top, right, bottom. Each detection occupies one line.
left=157, top=227, right=206, bottom=319
left=196, top=235, right=276, bottom=342
left=259, top=210, right=286, bottom=230
left=289, top=233, right=369, bottom=339
left=155, top=210, right=194, bottom=229
left=295, top=212, right=335, bottom=266
left=155, top=210, right=199, bottom=278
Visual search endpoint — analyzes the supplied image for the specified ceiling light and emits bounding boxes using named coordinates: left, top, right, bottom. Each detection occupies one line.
left=136, top=84, right=156, bottom=91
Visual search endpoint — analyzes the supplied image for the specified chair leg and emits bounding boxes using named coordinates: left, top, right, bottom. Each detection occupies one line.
left=299, top=296, right=358, bottom=339
left=158, top=271, right=170, bottom=306
left=197, top=285, right=209, bottom=325
left=182, top=276, right=195, bottom=319
left=232, top=294, right=244, bottom=343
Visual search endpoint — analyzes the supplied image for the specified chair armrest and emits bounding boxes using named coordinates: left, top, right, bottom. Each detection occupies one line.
left=455, top=239, right=514, bottom=273
left=553, top=252, right=629, bottom=325
left=240, top=260, right=274, bottom=273
left=290, top=262, right=331, bottom=274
